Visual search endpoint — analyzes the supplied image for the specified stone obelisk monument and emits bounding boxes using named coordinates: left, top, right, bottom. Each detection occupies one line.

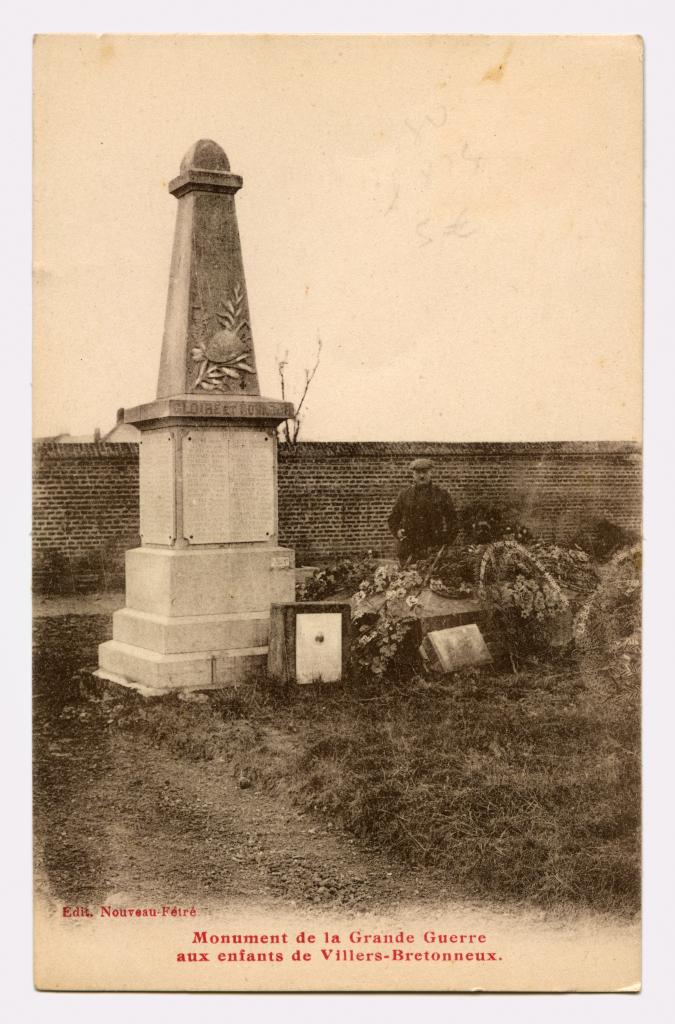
left=97, top=139, right=295, bottom=692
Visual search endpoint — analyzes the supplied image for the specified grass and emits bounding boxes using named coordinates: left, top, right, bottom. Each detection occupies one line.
left=34, top=613, right=640, bottom=917
left=208, top=665, right=640, bottom=914
left=98, top=661, right=639, bottom=915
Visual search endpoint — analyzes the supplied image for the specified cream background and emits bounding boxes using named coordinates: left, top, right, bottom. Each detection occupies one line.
left=33, top=35, right=642, bottom=443
left=34, top=897, right=640, bottom=993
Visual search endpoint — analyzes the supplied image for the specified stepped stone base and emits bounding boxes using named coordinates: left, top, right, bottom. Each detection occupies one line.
left=96, top=640, right=267, bottom=695
left=97, top=544, right=295, bottom=693
left=111, top=607, right=269, bottom=654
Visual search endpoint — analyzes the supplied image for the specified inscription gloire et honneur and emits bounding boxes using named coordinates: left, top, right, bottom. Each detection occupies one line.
left=182, top=400, right=289, bottom=418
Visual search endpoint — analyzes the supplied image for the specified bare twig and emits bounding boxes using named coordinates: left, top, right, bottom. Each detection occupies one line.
left=291, top=334, right=323, bottom=443
left=276, top=350, right=291, bottom=443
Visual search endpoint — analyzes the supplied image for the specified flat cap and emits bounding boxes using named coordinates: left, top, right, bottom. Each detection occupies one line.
left=410, top=457, right=433, bottom=471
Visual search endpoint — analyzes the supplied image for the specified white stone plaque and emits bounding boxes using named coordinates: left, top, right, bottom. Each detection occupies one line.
left=296, top=612, right=343, bottom=685
left=270, top=554, right=291, bottom=569
left=182, top=429, right=274, bottom=544
left=422, top=623, right=493, bottom=673
left=139, top=431, right=176, bottom=544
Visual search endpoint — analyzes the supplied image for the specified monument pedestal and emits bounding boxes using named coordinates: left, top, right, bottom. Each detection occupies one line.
left=97, top=403, right=295, bottom=693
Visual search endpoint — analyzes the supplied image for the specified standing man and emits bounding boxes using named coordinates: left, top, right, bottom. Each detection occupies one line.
left=388, top=458, right=458, bottom=565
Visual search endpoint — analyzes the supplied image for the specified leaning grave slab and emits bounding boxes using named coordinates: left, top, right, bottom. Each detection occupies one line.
left=97, top=140, right=295, bottom=693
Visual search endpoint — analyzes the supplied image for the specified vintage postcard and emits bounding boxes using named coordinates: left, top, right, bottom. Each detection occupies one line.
left=33, top=35, right=642, bottom=992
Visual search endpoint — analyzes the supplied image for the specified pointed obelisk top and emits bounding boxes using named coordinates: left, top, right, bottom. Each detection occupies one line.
left=180, top=138, right=231, bottom=173
left=156, top=139, right=259, bottom=399
left=167, top=138, right=244, bottom=198
left=125, top=141, right=293, bottom=428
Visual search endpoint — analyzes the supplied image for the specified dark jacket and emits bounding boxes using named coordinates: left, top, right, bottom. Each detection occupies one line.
left=387, top=482, right=458, bottom=552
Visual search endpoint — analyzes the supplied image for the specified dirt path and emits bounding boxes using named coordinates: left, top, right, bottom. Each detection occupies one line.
left=33, top=610, right=440, bottom=913
left=92, top=730, right=439, bottom=912
left=35, top=701, right=440, bottom=914
left=33, top=590, right=126, bottom=619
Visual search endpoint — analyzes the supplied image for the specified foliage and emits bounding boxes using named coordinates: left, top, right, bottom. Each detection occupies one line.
left=352, top=613, right=420, bottom=679
left=296, top=532, right=638, bottom=677
left=529, top=541, right=599, bottom=593
left=573, top=544, right=641, bottom=682
left=477, top=541, right=571, bottom=666
left=487, top=576, right=569, bottom=665
left=352, top=540, right=579, bottom=676
left=33, top=547, right=71, bottom=595
left=479, top=538, right=640, bottom=671
left=351, top=564, right=425, bottom=678
left=414, top=547, right=477, bottom=598
left=355, top=564, right=425, bottom=603
left=296, top=552, right=378, bottom=601
left=490, top=575, right=567, bottom=621
left=460, top=501, right=533, bottom=544
left=32, top=546, right=126, bottom=595
left=571, top=517, right=639, bottom=563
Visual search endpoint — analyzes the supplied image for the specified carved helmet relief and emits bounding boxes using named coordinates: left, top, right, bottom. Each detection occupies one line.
left=191, top=283, right=257, bottom=393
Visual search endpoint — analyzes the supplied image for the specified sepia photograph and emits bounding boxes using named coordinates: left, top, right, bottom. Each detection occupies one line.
left=31, top=33, right=643, bottom=992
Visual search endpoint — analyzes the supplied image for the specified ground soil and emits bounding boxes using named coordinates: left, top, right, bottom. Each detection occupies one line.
left=33, top=596, right=445, bottom=913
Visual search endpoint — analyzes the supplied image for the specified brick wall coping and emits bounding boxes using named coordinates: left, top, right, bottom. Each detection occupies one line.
left=277, top=441, right=641, bottom=458
left=33, top=442, right=140, bottom=460
left=33, top=439, right=641, bottom=461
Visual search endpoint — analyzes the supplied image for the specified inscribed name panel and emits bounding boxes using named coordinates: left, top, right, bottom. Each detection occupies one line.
left=139, top=431, right=175, bottom=544
left=182, top=432, right=230, bottom=544
left=226, top=432, right=274, bottom=542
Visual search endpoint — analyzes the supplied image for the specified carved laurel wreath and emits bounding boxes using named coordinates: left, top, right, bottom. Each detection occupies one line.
left=191, top=283, right=256, bottom=392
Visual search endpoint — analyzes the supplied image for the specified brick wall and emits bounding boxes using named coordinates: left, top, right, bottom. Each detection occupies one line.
left=33, top=443, right=141, bottom=591
left=277, top=441, right=641, bottom=561
left=33, top=440, right=641, bottom=590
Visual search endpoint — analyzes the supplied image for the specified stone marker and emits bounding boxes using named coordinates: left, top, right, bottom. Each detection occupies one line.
left=420, top=623, right=493, bottom=674
left=97, top=140, right=295, bottom=693
left=268, top=602, right=351, bottom=686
